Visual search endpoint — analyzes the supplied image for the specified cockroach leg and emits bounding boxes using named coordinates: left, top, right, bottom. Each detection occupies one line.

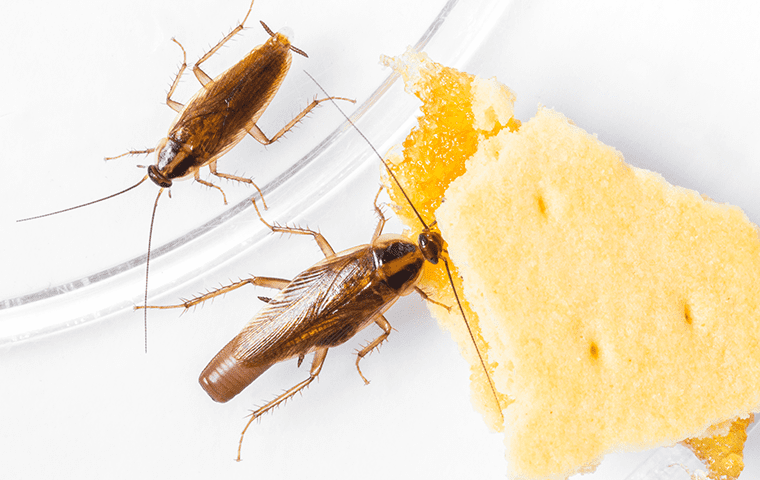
left=136, top=276, right=290, bottom=311
left=355, top=315, right=392, bottom=385
left=208, top=160, right=268, bottom=209
left=104, top=148, right=156, bottom=162
left=370, top=186, right=388, bottom=240
left=194, top=170, right=229, bottom=204
left=237, top=347, right=328, bottom=462
left=191, top=1, right=256, bottom=87
left=165, top=38, right=188, bottom=112
left=246, top=96, right=357, bottom=146
left=414, top=286, right=452, bottom=312
left=252, top=199, right=335, bottom=257
left=106, top=38, right=188, bottom=161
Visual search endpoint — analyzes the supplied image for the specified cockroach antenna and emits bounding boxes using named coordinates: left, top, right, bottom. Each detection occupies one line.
left=303, top=70, right=503, bottom=420
left=16, top=0, right=354, bottom=353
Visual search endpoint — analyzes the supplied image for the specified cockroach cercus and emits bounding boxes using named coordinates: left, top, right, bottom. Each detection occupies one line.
left=16, top=0, right=353, bottom=350
left=139, top=75, right=503, bottom=460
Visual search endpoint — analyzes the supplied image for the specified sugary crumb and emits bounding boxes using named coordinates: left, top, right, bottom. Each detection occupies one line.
left=383, top=48, right=760, bottom=480
left=682, top=415, right=754, bottom=480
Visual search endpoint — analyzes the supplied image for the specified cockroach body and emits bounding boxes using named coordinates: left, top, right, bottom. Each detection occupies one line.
left=142, top=77, right=503, bottom=460
left=18, top=0, right=352, bottom=350
left=199, top=207, right=444, bottom=405
left=145, top=197, right=452, bottom=460
left=143, top=20, right=318, bottom=202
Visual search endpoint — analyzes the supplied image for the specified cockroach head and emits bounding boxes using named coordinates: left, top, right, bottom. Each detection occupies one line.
left=418, top=230, right=444, bottom=265
left=147, top=165, right=172, bottom=188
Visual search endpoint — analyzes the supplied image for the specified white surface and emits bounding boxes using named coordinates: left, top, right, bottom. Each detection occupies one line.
left=1, top=0, right=759, bottom=479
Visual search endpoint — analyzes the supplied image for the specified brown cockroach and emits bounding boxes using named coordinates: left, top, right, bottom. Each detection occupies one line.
left=140, top=76, right=503, bottom=460
left=16, top=0, right=352, bottom=349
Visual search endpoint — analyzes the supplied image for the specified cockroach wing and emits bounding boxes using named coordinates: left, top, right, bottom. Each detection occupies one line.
left=168, top=35, right=294, bottom=169
left=200, top=244, right=403, bottom=402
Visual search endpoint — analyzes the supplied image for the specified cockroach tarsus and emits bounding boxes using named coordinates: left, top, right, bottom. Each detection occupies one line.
left=15, top=0, right=354, bottom=352
left=140, top=77, right=504, bottom=460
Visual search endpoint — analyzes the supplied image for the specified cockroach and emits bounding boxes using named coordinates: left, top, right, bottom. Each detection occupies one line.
left=16, top=0, right=352, bottom=350
left=140, top=75, right=503, bottom=460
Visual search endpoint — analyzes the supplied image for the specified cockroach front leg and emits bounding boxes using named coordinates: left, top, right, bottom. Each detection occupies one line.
left=371, top=186, right=388, bottom=240
left=237, top=347, right=328, bottom=461
left=355, top=315, right=392, bottom=385
left=105, top=38, right=188, bottom=162
left=414, top=287, right=452, bottom=312
left=104, top=148, right=157, bottom=162
left=135, top=276, right=290, bottom=311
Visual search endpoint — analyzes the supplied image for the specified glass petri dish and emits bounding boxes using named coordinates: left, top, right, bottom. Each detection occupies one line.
left=1, top=0, right=758, bottom=479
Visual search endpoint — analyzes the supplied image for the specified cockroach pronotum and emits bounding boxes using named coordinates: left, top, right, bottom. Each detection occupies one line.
left=140, top=75, right=503, bottom=460
left=16, top=0, right=352, bottom=350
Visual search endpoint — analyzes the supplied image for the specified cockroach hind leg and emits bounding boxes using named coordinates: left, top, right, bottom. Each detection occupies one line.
left=136, top=276, right=289, bottom=311
left=246, top=96, right=356, bottom=146
left=355, top=315, right=392, bottom=385
left=192, top=0, right=255, bottom=88
left=237, top=347, right=328, bottom=461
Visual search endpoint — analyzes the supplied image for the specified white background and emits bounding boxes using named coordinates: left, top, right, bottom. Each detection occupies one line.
left=1, top=0, right=759, bottom=479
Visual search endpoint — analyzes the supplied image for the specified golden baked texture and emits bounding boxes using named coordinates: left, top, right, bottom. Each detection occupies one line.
left=682, top=415, right=754, bottom=480
left=382, top=49, right=760, bottom=480
left=380, top=50, right=519, bottom=429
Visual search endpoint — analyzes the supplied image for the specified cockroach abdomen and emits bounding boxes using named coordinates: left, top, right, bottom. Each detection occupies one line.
left=199, top=340, right=272, bottom=403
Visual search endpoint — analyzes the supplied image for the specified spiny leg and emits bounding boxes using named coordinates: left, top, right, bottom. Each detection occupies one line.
left=194, top=170, right=228, bottom=204
left=370, top=186, right=388, bottom=240
left=104, top=148, right=156, bottom=162
left=208, top=160, right=268, bottom=209
left=105, top=38, right=188, bottom=162
left=193, top=0, right=256, bottom=86
left=414, top=287, right=452, bottom=312
left=135, top=276, right=289, bottom=311
left=247, top=96, right=356, bottom=146
left=355, top=315, right=392, bottom=385
left=237, top=347, right=328, bottom=461
left=252, top=199, right=335, bottom=257
left=165, top=38, right=188, bottom=112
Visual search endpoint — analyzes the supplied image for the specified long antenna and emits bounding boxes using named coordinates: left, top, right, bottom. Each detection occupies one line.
left=303, top=71, right=503, bottom=418
left=303, top=72, right=429, bottom=231
left=143, top=188, right=165, bottom=353
left=16, top=175, right=150, bottom=222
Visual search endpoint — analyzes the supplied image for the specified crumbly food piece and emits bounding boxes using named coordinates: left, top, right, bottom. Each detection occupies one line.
left=682, top=415, right=754, bottom=480
left=382, top=49, right=760, bottom=480
left=380, top=50, right=519, bottom=428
